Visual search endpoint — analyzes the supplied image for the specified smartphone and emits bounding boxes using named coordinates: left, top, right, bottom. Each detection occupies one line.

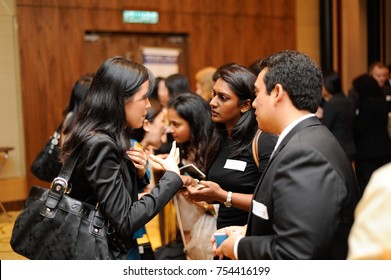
left=179, top=163, right=206, bottom=180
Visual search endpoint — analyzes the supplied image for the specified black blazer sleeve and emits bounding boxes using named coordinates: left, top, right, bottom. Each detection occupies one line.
left=79, top=135, right=183, bottom=247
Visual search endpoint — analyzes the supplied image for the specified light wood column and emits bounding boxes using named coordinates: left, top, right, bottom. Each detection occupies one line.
left=0, top=0, right=28, bottom=206
left=340, top=0, right=368, bottom=92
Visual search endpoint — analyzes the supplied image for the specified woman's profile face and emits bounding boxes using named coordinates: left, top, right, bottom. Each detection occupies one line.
left=125, top=81, right=151, bottom=129
left=210, top=78, right=242, bottom=129
left=158, top=80, right=170, bottom=107
left=145, top=110, right=167, bottom=148
left=167, top=108, right=191, bottom=143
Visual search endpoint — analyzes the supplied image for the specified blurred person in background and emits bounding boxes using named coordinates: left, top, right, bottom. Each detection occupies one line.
left=150, top=77, right=170, bottom=108
left=321, top=69, right=356, bottom=162
left=369, top=62, right=391, bottom=113
left=352, top=74, right=391, bottom=192
left=195, top=66, right=216, bottom=101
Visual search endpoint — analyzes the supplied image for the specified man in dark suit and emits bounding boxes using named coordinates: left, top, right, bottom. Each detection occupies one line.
left=213, top=50, right=361, bottom=260
left=369, top=62, right=391, bottom=113
left=321, top=69, right=356, bottom=161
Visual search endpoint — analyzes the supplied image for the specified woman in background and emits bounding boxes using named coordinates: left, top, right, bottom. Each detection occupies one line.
left=168, top=93, right=214, bottom=173
left=352, top=74, right=391, bottom=191
left=130, top=97, right=167, bottom=190
left=195, top=66, right=216, bottom=101
left=167, top=93, right=216, bottom=257
left=155, top=74, right=191, bottom=155
left=62, top=73, right=94, bottom=137
left=165, top=73, right=191, bottom=98
left=150, top=76, right=170, bottom=108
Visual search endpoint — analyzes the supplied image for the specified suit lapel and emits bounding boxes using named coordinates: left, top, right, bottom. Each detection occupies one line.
left=252, top=116, right=321, bottom=196
left=247, top=117, right=322, bottom=234
left=246, top=117, right=321, bottom=235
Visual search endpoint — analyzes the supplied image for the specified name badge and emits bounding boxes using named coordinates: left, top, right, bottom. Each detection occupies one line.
left=224, top=159, right=247, bottom=171
left=252, top=200, right=269, bottom=220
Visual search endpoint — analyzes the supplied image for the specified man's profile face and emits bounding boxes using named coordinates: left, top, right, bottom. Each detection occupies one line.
left=253, top=69, right=274, bottom=133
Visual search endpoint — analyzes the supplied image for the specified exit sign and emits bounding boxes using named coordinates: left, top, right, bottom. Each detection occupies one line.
left=123, top=10, right=159, bottom=24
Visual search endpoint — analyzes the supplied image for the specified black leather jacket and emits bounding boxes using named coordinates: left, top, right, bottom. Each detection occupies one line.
left=68, top=134, right=182, bottom=248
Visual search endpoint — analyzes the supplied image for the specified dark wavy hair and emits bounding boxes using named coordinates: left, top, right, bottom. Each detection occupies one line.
left=258, top=50, right=322, bottom=113
left=165, top=73, right=191, bottom=97
left=208, top=63, right=258, bottom=159
left=149, top=76, right=165, bottom=100
left=167, top=93, right=214, bottom=172
left=322, top=68, right=343, bottom=96
left=62, top=73, right=94, bottom=135
left=61, top=57, right=155, bottom=164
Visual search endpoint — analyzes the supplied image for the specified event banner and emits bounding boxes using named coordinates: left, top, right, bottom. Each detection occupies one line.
left=142, top=47, right=180, bottom=78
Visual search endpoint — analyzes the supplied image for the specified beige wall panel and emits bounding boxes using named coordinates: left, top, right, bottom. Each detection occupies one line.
left=0, top=9, right=25, bottom=179
left=0, top=0, right=15, bottom=15
left=0, top=0, right=27, bottom=203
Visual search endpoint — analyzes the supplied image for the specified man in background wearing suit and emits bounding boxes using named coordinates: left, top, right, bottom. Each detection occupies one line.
left=321, top=69, right=356, bottom=162
left=213, top=50, right=361, bottom=259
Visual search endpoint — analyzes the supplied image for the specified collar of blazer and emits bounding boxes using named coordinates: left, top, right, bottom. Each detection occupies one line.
left=252, top=116, right=322, bottom=198
left=272, top=116, right=321, bottom=160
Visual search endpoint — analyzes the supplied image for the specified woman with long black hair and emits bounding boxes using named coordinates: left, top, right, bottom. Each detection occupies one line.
left=61, top=56, right=183, bottom=259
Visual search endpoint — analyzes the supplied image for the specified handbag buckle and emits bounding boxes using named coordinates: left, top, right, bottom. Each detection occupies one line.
left=51, top=177, right=69, bottom=194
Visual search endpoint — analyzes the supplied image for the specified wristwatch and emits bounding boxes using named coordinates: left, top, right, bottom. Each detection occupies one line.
left=224, top=191, right=233, bottom=208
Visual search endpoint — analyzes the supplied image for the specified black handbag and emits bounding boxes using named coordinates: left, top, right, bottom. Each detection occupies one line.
left=30, top=124, right=63, bottom=182
left=11, top=151, right=127, bottom=260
